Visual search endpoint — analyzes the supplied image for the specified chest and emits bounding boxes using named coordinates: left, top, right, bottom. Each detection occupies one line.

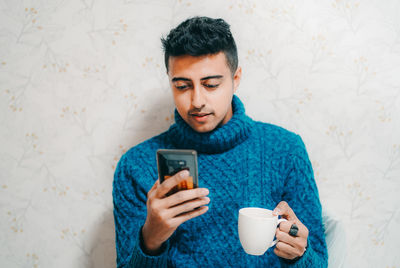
left=197, top=143, right=286, bottom=212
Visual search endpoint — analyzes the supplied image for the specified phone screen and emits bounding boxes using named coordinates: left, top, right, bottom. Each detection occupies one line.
left=156, top=149, right=198, bottom=196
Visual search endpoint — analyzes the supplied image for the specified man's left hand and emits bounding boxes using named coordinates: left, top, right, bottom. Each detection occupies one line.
left=272, top=201, right=308, bottom=261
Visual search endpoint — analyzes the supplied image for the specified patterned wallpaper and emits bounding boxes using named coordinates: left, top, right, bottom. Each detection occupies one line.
left=0, top=0, right=399, bottom=267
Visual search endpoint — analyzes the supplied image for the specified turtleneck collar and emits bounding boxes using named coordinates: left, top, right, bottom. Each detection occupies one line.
left=166, top=95, right=254, bottom=154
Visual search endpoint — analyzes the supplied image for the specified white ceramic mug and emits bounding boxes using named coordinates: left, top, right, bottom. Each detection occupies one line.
left=238, top=207, right=287, bottom=256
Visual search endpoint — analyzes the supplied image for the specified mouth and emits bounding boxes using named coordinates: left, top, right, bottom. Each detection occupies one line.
left=191, top=113, right=211, bottom=117
left=190, top=112, right=212, bottom=122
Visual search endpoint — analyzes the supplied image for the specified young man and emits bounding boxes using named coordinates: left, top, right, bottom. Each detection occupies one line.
left=113, top=17, right=328, bottom=267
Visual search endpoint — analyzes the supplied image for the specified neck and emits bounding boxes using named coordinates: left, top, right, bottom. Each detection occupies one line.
left=219, top=105, right=233, bottom=127
left=167, top=95, right=253, bottom=154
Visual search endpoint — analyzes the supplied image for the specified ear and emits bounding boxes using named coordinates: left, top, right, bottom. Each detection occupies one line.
left=233, top=66, right=242, bottom=93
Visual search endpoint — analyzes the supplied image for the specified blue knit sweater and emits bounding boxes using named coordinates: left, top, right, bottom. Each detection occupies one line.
left=112, top=95, right=328, bottom=267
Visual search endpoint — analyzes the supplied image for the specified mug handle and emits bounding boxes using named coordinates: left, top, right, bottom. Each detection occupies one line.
left=270, top=218, right=287, bottom=247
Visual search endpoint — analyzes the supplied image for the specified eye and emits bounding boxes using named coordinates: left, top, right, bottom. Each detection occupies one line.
left=204, top=84, right=219, bottom=88
left=175, top=85, right=188, bottom=90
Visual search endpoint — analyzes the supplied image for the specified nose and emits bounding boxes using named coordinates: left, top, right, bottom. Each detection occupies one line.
left=191, top=85, right=206, bottom=109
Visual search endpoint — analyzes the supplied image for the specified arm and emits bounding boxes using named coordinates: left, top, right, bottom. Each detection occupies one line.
left=112, top=153, right=210, bottom=267
left=112, top=154, right=169, bottom=268
left=275, top=135, right=328, bottom=268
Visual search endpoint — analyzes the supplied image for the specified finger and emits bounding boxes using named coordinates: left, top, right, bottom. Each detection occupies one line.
left=157, top=170, right=191, bottom=198
left=274, top=246, right=297, bottom=260
left=275, top=229, right=296, bottom=245
left=170, top=205, right=209, bottom=227
left=149, top=178, right=160, bottom=193
left=274, top=241, right=298, bottom=260
left=272, top=201, right=297, bottom=221
left=274, top=246, right=294, bottom=260
left=276, top=228, right=307, bottom=250
left=279, top=220, right=295, bottom=233
left=164, top=187, right=209, bottom=208
left=167, top=196, right=210, bottom=218
left=277, top=239, right=306, bottom=259
left=146, top=178, right=160, bottom=199
left=279, top=220, right=308, bottom=239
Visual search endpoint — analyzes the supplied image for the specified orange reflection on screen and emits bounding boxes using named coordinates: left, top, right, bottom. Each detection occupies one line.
left=164, top=175, right=193, bottom=193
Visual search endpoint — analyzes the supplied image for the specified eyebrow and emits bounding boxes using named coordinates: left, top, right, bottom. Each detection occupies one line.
left=171, top=77, right=191, bottom=82
left=171, top=75, right=223, bottom=82
left=201, top=75, right=223, bottom=81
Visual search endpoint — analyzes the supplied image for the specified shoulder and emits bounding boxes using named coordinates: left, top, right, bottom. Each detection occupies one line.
left=120, top=131, right=169, bottom=167
left=114, top=130, right=170, bottom=182
left=251, top=121, right=305, bottom=155
left=253, top=121, right=298, bottom=139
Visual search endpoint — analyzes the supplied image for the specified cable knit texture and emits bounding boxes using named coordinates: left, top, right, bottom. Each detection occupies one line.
left=112, top=95, right=328, bottom=267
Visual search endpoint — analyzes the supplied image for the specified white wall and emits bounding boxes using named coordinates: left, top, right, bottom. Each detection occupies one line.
left=0, top=0, right=399, bottom=267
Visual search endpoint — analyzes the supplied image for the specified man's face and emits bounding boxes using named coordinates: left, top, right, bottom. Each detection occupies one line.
left=167, top=52, right=242, bottom=133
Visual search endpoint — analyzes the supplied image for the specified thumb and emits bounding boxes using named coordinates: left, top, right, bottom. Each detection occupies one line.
left=272, top=201, right=297, bottom=221
left=148, top=178, right=160, bottom=196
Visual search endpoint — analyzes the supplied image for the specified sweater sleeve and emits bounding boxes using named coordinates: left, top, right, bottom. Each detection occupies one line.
left=279, top=135, right=328, bottom=268
left=112, top=153, right=170, bottom=268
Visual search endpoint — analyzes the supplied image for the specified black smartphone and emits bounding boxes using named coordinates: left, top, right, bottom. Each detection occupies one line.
left=156, top=149, right=198, bottom=196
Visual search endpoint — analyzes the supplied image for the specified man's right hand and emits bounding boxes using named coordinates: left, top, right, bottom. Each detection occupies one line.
left=141, top=169, right=210, bottom=255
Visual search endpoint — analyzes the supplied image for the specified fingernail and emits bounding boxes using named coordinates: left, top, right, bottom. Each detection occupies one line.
left=180, top=170, right=189, bottom=178
left=273, top=208, right=281, bottom=215
left=202, top=188, right=209, bottom=195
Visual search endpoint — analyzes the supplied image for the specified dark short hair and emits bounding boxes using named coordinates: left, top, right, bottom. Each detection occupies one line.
left=161, top=16, right=238, bottom=75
